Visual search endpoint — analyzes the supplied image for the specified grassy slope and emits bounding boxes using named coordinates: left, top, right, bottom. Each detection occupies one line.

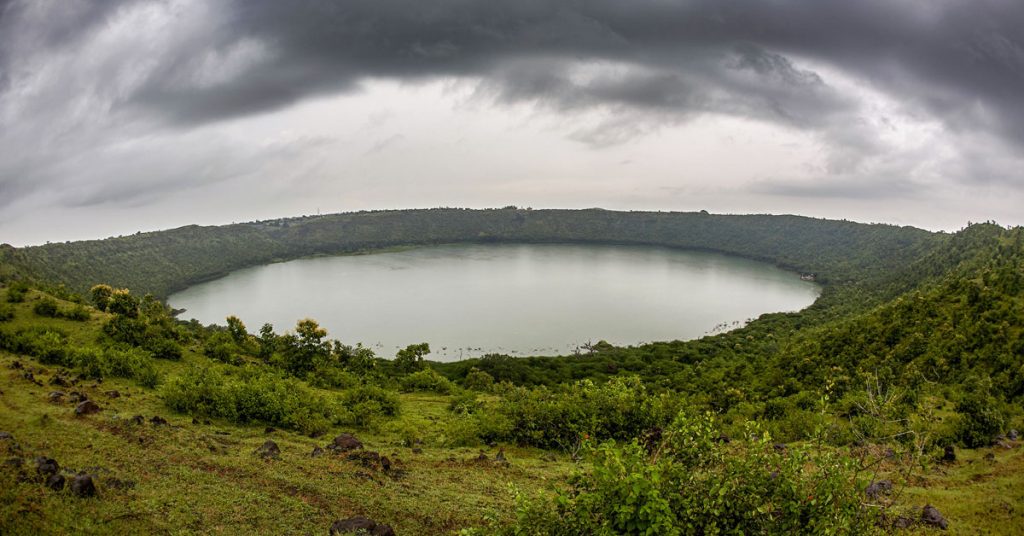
left=0, top=292, right=572, bottom=535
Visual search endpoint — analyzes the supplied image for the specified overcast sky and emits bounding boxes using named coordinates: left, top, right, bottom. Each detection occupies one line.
left=2, top=0, right=1023, bottom=246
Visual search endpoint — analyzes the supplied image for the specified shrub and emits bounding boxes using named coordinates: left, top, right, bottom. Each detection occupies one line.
left=474, top=413, right=875, bottom=535
left=340, top=384, right=401, bottom=427
left=400, top=368, right=454, bottom=394
left=6, top=283, right=27, bottom=303
left=956, top=391, right=1005, bottom=448
left=33, top=297, right=59, bottom=317
left=307, top=365, right=360, bottom=390
left=71, top=346, right=160, bottom=388
left=463, top=367, right=495, bottom=392
left=162, top=365, right=342, bottom=435
left=146, top=337, right=183, bottom=360
left=0, top=303, right=13, bottom=322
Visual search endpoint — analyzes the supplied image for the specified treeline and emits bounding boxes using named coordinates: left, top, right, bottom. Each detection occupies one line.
left=4, top=208, right=942, bottom=299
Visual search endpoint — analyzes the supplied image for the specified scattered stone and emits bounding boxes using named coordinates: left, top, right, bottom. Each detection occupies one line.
left=47, top=391, right=66, bottom=403
left=311, top=446, right=324, bottom=458
left=329, top=516, right=396, bottom=536
left=46, top=473, right=65, bottom=491
left=35, top=457, right=60, bottom=478
left=865, top=479, right=893, bottom=500
left=984, top=453, right=996, bottom=461
left=328, top=433, right=364, bottom=452
left=884, top=448, right=896, bottom=458
left=75, top=400, right=101, bottom=416
left=773, top=443, right=788, bottom=453
left=1009, top=429, right=1019, bottom=441
left=204, top=420, right=211, bottom=425
left=495, top=448, right=507, bottom=462
left=10, top=361, right=22, bottom=369
left=264, top=427, right=276, bottom=434
left=0, top=432, right=13, bottom=441
left=104, top=390, right=120, bottom=398
left=150, top=416, right=168, bottom=426
left=69, top=391, right=87, bottom=403
left=893, top=516, right=915, bottom=529
left=70, top=474, right=97, bottom=498
left=475, top=451, right=488, bottom=462
left=49, top=375, right=70, bottom=387
left=3, top=456, right=24, bottom=467
left=129, top=415, right=145, bottom=425
left=921, top=504, right=948, bottom=530
left=411, top=448, right=423, bottom=455
left=192, top=418, right=201, bottom=425
left=347, top=450, right=381, bottom=468
left=942, top=445, right=956, bottom=463
left=104, top=477, right=136, bottom=490
left=256, top=440, right=280, bottom=460
left=380, top=456, right=391, bottom=472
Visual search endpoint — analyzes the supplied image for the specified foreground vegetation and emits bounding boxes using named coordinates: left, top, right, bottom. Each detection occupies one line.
left=1, top=209, right=1023, bottom=534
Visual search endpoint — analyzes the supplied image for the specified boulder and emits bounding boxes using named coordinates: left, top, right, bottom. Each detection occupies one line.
left=380, top=456, right=392, bottom=472
left=329, top=433, right=363, bottom=452
left=49, top=375, right=70, bottom=387
left=921, top=504, right=947, bottom=530
left=35, top=457, right=60, bottom=478
left=129, top=415, right=145, bottom=425
left=347, top=450, right=381, bottom=468
left=104, top=390, right=120, bottom=398
left=256, top=440, right=280, bottom=460
left=46, top=473, right=66, bottom=491
left=264, top=427, right=276, bottom=434
left=942, top=445, right=956, bottom=462
left=47, top=391, right=66, bottom=403
left=329, top=516, right=396, bottom=536
left=865, top=479, right=893, bottom=500
left=69, top=391, right=86, bottom=403
left=311, top=446, right=325, bottom=458
left=0, top=431, right=12, bottom=441
left=75, top=400, right=101, bottom=416
left=150, top=416, right=169, bottom=426
left=70, top=474, right=97, bottom=497
left=1009, top=429, right=1019, bottom=441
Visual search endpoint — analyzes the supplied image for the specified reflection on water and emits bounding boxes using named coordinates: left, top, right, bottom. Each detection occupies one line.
left=169, top=243, right=820, bottom=362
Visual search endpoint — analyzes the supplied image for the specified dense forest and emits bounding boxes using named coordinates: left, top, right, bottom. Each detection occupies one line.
left=1, top=209, right=1021, bottom=534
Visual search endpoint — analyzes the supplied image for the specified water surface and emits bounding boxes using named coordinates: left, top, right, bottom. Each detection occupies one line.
left=169, top=243, right=820, bottom=361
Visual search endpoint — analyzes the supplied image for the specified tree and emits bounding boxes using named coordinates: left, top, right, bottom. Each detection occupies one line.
left=107, top=289, right=139, bottom=318
left=394, top=343, right=430, bottom=374
left=226, top=315, right=248, bottom=344
left=258, top=323, right=277, bottom=360
left=90, top=284, right=114, bottom=311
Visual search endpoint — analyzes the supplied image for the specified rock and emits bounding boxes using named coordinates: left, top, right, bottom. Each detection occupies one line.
left=10, top=361, right=22, bottom=369
left=942, top=445, right=956, bottom=462
left=329, top=433, right=363, bottom=452
left=347, top=450, right=381, bottom=468
left=1009, top=429, right=1019, bottom=441
left=495, top=448, right=509, bottom=466
left=411, top=448, right=423, bottom=455
left=150, top=416, right=168, bottom=426
left=984, top=453, right=996, bottom=461
left=476, top=451, right=488, bottom=462
left=129, top=415, right=145, bottom=425
left=773, top=443, right=788, bottom=453
left=192, top=418, right=201, bottom=425
left=264, top=427, right=276, bottom=434
left=70, top=474, right=97, bottom=497
left=104, top=390, right=120, bottom=398
left=921, top=504, right=948, bottom=530
left=69, top=391, right=86, bottom=403
left=380, top=456, right=391, bottom=472
left=3, top=456, right=24, bottom=468
left=256, top=440, right=280, bottom=460
left=884, top=448, right=896, bottom=458
left=329, top=516, right=396, bottom=536
left=46, top=473, right=65, bottom=491
left=75, top=400, right=101, bottom=416
left=35, top=457, right=60, bottom=478
left=311, top=446, right=324, bottom=458
left=893, top=516, right=915, bottom=529
left=865, top=479, right=893, bottom=500
left=0, top=432, right=12, bottom=441
left=49, top=375, right=70, bottom=387
left=48, top=391, right=66, bottom=403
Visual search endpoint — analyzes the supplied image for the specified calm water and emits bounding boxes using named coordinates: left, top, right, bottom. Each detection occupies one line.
left=169, top=243, right=820, bottom=361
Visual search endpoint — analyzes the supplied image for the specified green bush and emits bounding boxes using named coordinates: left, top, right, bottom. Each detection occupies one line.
left=146, top=337, right=183, bottom=360
left=400, top=368, right=454, bottom=394
left=956, top=391, right=1005, bottom=448
left=475, top=413, right=875, bottom=535
left=340, top=384, right=401, bottom=427
left=0, top=303, right=13, bottom=322
left=72, top=346, right=160, bottom=387
left=162, top=365, right=343, bottom=436
left=463, top=367, right=495, bottom=392
left=6, top=283, right=27, bottom=303
left=33, top=297, right=59, bottom=317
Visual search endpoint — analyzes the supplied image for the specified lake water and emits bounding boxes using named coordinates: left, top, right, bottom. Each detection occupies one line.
left=169, top=243, right=820, bottom=361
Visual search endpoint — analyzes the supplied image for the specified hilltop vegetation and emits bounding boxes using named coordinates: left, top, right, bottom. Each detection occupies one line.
left=1, top=209, right=1023, bottom=534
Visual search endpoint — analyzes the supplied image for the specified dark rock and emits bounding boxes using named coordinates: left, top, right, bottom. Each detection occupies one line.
left=411, top=447, right=423, bottom=455
left=104, top=477, right=136, bottom=490
left=329, top=516, right=396, bottom=536
left=104, top=390, right=120, bottom=398
left=3, top=456, right=24, bottom=467
left=329, top=433, right=363, bottom=452
left=381, top=456, right=391, bottom=472
left=75, top=400, right=101, bottom=416
left=942, top=445, right=956, bottom=462
left=192, top=418, right=201, bottom=425
left=264, top=426, right=276, bottom=434
left=256, top=440, right=280, bottom=460
left=150, top=416, right=168, bottom=426
left=984, top=453, right=996, bottom=461
left=884, top=448, right=896, bottom=458
left=773, top=443, right=788, bottom=453
left=49, top=375, right=70, bottom=387
left=70, top=474, right=97, bottom=497
left=476, top=451, right=488, bottom=462
left=48, top=391, right=66, bottom=403
left=921, top=504, right=948, bottom=530
left=893, top=516, right=915, bottom=529
left=0, top=432, right=12, bottom=441
left=204, top=420, right=211, bottom=425
left=1009, top=429, right=1019, bottom=441
left=715, top=433, right=731, bottom=444
left=347, top=450, right=381, bottom=468
left=495, top=448, right=507, bottom=462
left=865, top=479, right=893, bottom=500
left=69, top=391, right=86, bottom=403
left=10, top=361, right=22, bottom=369
left=35, top=457, right=60, bottom=478
left=46, top=473, right=65, bottom=491
left=311, top=446, right=324, bottom=458
left=129, top=415, right=145, bottom=425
